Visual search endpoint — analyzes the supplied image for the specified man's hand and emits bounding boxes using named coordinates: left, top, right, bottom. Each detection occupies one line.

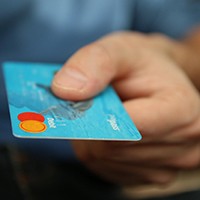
left=51, top=32, right=200, bottom=186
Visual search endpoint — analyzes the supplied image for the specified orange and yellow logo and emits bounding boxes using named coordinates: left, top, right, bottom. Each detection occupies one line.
left=18, top=112, right=47, bottom=133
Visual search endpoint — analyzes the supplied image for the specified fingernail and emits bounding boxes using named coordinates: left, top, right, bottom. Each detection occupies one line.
left=53, top=68, right=88, bottom=90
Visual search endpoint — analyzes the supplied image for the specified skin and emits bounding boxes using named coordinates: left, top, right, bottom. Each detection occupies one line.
left=51, top=31, right=200, bottom=186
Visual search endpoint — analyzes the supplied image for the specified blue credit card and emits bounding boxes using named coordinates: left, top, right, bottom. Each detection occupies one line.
left=3, top=62, right=142, bottom=141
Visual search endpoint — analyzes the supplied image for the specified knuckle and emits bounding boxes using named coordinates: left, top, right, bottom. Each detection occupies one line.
left=74, top=148, right=90, bottom=162
left=90, top=141, right=115, bottom=160
left=172, top=146, right=200, bottom=169
left=85, top=43, right=111, bottom=62
left=85, top=42, right=115, bottom=75
left=149, top=172, right=176, bottom=185
left=183, top=155, right=200, bottom=169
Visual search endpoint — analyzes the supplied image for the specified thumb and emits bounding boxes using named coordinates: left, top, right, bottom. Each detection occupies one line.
left=51, top=34, right=132, bottom=100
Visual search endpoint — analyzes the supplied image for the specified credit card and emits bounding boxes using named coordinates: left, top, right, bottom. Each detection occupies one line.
left=3, top=62, right=142, bottom=141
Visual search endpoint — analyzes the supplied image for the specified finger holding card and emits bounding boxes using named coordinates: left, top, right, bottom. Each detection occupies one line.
left=3, top=61, right=141, bottom=141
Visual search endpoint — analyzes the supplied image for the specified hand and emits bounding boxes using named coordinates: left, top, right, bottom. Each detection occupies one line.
left=51, top=32, right=200, bottom=186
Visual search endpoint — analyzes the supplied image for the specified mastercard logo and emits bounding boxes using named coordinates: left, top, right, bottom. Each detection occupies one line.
left=18, top=112, right=47, bottom=133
